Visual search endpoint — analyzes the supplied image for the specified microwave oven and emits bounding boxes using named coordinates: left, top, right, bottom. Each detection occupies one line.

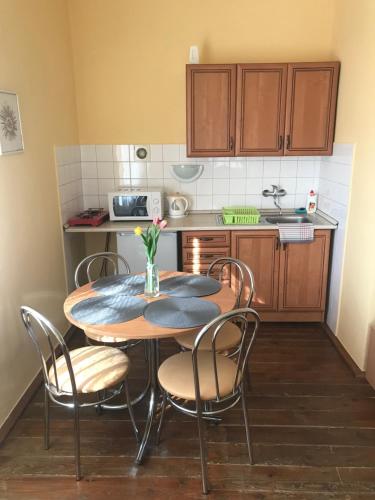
left=108, top=189, right=164, bottom=221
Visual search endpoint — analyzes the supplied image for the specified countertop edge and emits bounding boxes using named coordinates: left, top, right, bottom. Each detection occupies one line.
left=64, top=210, right=338, bottom=233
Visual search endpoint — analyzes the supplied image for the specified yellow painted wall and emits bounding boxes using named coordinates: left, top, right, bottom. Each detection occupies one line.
left=331, top=0, right=375, bottom=369
left=68, top=0, right=335, bottom=144
left=0, top=0, right=78, bottom=427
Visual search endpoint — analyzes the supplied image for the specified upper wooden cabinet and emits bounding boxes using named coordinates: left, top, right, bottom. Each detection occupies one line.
left=235, top=64, right=287, bottom=156
left=285, top=62, right=340, bottom=156
left=186, top=62, right=340, bottom=157
left=186, top=64, right=236, bottom=157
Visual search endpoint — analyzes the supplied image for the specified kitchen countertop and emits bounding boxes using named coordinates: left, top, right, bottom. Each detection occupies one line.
left=64, top=209, right=338, bottom=233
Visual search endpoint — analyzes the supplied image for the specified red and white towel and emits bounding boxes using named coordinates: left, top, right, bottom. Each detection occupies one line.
left=277, top=223, right=314, bottom=243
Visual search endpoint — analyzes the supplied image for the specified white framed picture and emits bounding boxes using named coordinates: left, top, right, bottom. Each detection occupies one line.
left=0, top=91, right=24, bottom=155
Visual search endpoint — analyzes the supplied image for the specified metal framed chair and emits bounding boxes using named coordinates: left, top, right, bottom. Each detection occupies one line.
left=175, top=257, right=255, bottom=353
left=74, top=251, right=130, bottom=288
left=74, top=252, right=142, bottom=349
left=74, top=251, right=150, bottom=409
left=20, top=306, right=139, bottom=480
left=157, top=307, right=260, bottom=494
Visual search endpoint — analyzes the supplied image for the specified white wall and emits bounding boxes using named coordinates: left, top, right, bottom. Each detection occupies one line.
left=318, top=144, right=354, bottom=332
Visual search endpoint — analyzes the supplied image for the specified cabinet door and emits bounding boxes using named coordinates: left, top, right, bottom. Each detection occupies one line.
left=231, top=231, right=279, bottom=311
left=278, top=230, right=331, bottom=311
left=186, top=64, right=236, bottom=157
left=284, top=62, right=340, bottom=156
left=235, top=64, right=287, bottom=156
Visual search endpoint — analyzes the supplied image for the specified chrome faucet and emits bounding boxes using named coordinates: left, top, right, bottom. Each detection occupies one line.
left=262, top=184, right=287, bottom=214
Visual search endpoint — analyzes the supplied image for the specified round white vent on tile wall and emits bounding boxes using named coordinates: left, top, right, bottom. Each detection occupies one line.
left=134, top=145, right=150, bottom=161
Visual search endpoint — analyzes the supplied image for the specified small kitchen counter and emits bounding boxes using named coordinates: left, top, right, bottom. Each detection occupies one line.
left=64, top=210, right=338, bottom=233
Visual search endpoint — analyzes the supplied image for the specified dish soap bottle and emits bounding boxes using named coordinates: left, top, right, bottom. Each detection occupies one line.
left=306, top=190, right=318, bottom=214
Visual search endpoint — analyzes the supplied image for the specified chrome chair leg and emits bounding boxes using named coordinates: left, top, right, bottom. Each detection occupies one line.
left=155, top=391, right=167, bottom=445
left=124, top=380, right=140, bottom=442
left=73, top=403, right=81, bottom=480
left=135, top=339, right=159, bottom=465
left=44, top=387, right=50, bottom=450
left=196, top=400, right=209, bottom=495
left=241, top=382, right=253, bottom=464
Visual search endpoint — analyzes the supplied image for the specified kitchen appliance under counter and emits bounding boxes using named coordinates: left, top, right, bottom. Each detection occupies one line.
left=116, top=232, right=178, bottom=273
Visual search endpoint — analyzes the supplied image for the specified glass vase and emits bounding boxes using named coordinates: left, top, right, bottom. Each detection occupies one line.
left=144, top=260, right=159, bottom=298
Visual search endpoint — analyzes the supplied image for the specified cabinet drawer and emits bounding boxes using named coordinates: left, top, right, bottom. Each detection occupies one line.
left=182, top=231, right=230, bottom=248
left=183, top=264, right=231, bottom=286
left=183, top=246, right=230, bottom=265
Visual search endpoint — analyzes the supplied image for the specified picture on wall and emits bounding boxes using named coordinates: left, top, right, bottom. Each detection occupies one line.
left=0, top=91, right=24, bottom=155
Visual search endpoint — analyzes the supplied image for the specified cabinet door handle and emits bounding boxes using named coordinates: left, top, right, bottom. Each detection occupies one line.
left=286, top=134, right=291, bottom=149
left=282, top=242, right=287, bottom=251
left=229, top=137, right=234, bottom=150
left=276, top=238, right=280, bottom=250
left=279, top=135, right=283, bottom=150
left=200, top=237, right=214, bottom=242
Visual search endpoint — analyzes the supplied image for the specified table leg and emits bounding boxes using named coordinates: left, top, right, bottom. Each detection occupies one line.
left=135, top=338, right=159, bottom=465
left=100, top=342, right=151, bottom=411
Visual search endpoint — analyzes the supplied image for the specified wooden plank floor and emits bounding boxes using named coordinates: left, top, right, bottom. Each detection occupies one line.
left=1, top=324, right=375, bottom=499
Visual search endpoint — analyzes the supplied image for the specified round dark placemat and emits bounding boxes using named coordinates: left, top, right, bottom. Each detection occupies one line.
left=71, top=295, right=146, bottom=325
left=144, top=297, right=220, bottom=329
left=92, top=274, right=145, bottom=296
left=159, top=274, right=221, bottom=298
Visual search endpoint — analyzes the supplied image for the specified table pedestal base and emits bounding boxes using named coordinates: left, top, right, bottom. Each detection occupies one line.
left=136, top=338, right=159, bottom=464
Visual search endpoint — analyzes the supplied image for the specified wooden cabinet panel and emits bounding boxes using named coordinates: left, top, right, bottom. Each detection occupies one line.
left=278, top=230, right=331, bottom=310
left=183, top=246, right=230, bottom=266
left=183, top=263, right=230, bottom=286
left=236, top=64, right=287, bottom=156
left=182, top=231, right=230, bottom=248
left=186, top=64, right=236, bottom=157
left=285, top=62, right=340, bottom=156
left=231, top=231, right=279, bottom=311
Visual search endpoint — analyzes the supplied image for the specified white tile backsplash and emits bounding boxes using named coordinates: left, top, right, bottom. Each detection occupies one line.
left=213, top=178, right=230, bottom=195
left=97, top=161, right=114, bottom=179
left=150, top=144, right=163, bottom=162
left=113, top=145, right=129, bottom=162
left=56, top=143, right=352, bottom=233
left=263, top=160, right=280, bottom=178
left=72, top=143, right=329, bottom=212
left=96, top=145, right=113, bottom=162
left=230, top=161, right=246, bottom=178
left=162, top=144, right=180, bottom=162
left=246, top=160, right=263, bottom=178
left=319, top=144, right=354, bottom=335
left=213, top=161, right=230, bottom=178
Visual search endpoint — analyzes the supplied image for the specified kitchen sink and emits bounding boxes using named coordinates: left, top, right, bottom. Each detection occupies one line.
left=265, top=215, right=311, bottom=224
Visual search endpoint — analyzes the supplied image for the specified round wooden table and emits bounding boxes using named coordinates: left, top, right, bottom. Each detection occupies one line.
left=64, top=270, right=236, bottom=464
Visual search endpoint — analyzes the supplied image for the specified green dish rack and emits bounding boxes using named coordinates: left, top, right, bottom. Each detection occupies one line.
left=222, top=206, right=261, bottom=225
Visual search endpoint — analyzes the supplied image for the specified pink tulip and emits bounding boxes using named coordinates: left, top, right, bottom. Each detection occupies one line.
left=153, top=216, right=161, bottom=225
left=159, top=219, right=168, bottom=229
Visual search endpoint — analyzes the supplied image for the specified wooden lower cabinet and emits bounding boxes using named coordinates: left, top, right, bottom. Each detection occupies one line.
left=231, top=229, right=331, bottom=321
left=278, top=230, right=331, bottom=311
left=231, top=230, right=279, bottom=311
left=182, top=229, right=331, bottom=322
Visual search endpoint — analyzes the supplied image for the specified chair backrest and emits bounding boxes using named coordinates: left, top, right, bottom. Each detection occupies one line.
left=192, top=307, right=260, bottom=403
left=74, top=252, right=131, bottom=288
left=20, top=306, right=77, bottom=397
left=207, top=257, right=255, bottom=308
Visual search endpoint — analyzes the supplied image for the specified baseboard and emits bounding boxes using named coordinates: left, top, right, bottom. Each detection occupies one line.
left=323, top=323, right=365, bottom=378
left=0, top=325, right=78, bottom=445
